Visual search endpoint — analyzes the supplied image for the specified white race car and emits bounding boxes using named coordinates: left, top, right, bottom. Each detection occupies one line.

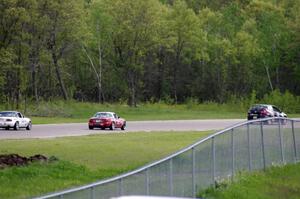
left=0, top=111, right=32, bottom=130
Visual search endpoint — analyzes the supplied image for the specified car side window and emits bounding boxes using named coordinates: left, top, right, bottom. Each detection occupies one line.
left=113, top=114, right=117, bottom=119
left=268, top=106, right=272, bottom=111
left=272, top=106, right=281, bottom=112
left=17, top=113, right=22, bottom=118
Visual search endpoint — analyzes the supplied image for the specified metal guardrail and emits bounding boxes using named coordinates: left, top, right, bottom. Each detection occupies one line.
left=34, top=117, right=300, bottom=199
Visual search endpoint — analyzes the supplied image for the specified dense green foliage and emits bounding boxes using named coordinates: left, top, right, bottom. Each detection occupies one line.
left=2, top=93, right=299, bottom=124
left=1, top=0, right=300, bottom=107
left=0, top=131, right=210, bottom=198
left=198, top=163, right=300, bottom=199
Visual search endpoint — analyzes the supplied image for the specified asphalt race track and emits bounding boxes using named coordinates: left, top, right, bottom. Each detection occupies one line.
left=0, top=119, right=244, bottom=140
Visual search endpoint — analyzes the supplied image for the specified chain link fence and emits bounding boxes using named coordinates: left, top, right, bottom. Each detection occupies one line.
left=35, top=118, right=300, bottom=199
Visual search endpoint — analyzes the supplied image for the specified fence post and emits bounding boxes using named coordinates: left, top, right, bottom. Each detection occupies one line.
left=278, top=120, right=285, bottom=163
left=291, top=120, right=298, bottom=163
left=118, top=178, right=123, bottom=196
left=211, top=137, right=215, bottom=186
left=247, top=123, right=252, bottom=171
left=90, top=186, right=95, bottom=199
left=231, top=129, right=235, bottom=181
left=260, top=121, right=266, bottom=170
left=192, top=147, right=196, bottom=197
left=169, top=158, right=173, bottom=196
left=145, top=169, right=150, bottom=195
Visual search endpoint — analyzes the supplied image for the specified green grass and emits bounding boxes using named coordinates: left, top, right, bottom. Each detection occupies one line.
left=199, top=163, right=300, bottom=199
left=3, top=101, right=299, bottom=124
left=0, top=161, right=105, bottom=199
left=25, top=101, right=246, bottom=124
left=0, top=131, right=211, bottom=199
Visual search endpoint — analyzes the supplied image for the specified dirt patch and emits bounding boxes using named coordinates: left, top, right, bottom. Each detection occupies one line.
left=0, top=154, right=52, bottom=169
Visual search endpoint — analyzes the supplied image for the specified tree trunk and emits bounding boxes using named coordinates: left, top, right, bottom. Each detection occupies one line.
left=173, top=38, right=183, bottom=104
left=264, top=65, right=273, bottom=91
left=48, top=15, right=68, bottom=101
left=16, top=42, right=22, bottom=109
left=157, top=47, right=165, bottom=101
left=28, top=23, right=40, bottom=103
left=24, top=95, right=27, bottom=114
left=98, top=40, right=104, bottom=103
left=97, top=22, right=104, bottom=103
left=29, top=45, right=39, bottom=103
left=82, top=46, right=102, bottom=103
left=173, top=50, right=180, bottom=104
left=51, top=49, right=68, bottom=100
left=276, top=66, right=280, bottom=90
left=32, top=68, right=39, bottom=102
left=128, top=70, right=137, bottom=107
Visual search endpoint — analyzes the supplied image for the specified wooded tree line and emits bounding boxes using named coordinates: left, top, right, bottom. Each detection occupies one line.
left=1, top=0, right=300, bottom=107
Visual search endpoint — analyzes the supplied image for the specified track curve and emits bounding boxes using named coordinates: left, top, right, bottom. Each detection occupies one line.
left=0, top=119, right=244, bottom=140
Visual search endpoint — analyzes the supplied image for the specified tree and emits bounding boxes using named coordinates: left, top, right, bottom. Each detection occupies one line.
left=279, top=0, right=300, bottom=95
left=0, top=0, right=32, bottom=107
left=80, top=0, right=116, bottom=103
left=42, top=0, right=85, bottom=100
left=25, top=1, right=47, bottom=103
left=164, top=0, right=206, bottom=103
left=246, top=0, right=288, bottom=91
left=195, top=8, right=233, bottom=102
left=102, top=0, right=163, bottom=106
left=231, top=20, right=262, bottom=95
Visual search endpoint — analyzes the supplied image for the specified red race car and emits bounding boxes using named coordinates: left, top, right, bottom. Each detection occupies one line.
left=88, top=112, right=126, bottom=130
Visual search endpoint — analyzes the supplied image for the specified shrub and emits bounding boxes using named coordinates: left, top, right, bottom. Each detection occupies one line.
left=27, top=101, right=72, bottom=117
left=262, top=90, right=300, bottom=113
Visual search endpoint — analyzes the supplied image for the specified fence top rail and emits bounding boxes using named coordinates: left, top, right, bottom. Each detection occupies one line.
left=34, top=117, right=299, bottom=199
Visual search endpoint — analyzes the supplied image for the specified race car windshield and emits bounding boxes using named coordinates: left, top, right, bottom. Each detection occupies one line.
left=0, top=112, right=16, bottom=117
left=94, top=112, right=113, bottom=118
left=252, top=104, right=268, bottom=109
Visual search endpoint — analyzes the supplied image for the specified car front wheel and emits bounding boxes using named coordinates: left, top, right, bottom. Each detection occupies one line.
left=89, top=125, right=94, bottom=130
left=26, top=122, right=32, bottom=130
left=14, top=122, right=19, bottom=131
left=121, top=122, right=126, bottom=130
left=110, top=122, right=115, bottom=130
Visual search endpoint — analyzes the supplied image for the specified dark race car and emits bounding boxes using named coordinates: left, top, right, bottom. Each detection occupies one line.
left=88, top=112, right=126, bottom=130
left=247, top=104, right=287, bottom=120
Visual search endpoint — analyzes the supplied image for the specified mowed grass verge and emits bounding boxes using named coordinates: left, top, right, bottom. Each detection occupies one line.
left=2, top=101, right=300, bottom=124
left=198, top=162, right=300, bottom=199
left=0, top=131, right=211, bottom=199
left=23, top=101, right=246, bottom=124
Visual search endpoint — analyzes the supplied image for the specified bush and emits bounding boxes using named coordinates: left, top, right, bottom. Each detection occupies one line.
left=27, top=101, right=72, bottom=117
left=185, top=98, right=199, bottom=110
left=262, top=90, right=300, bottom=113
left=226, top=90, right=258, bottom=112
left=226, top=90, right=300, bottom=114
